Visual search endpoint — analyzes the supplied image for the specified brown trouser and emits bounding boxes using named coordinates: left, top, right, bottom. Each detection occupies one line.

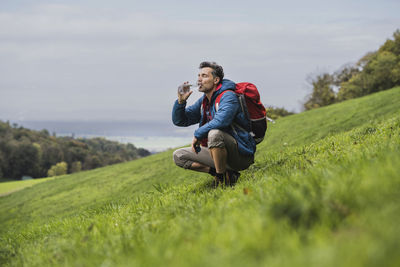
left=173, top=129, right=254, bottom=172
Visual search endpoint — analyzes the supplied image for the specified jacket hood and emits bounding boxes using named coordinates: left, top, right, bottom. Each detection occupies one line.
left=202, top=79, right=236, bottom=102
left=214, top=79, right=236, bottom=99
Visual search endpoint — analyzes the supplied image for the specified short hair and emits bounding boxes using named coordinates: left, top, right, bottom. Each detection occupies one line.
left=199, top=61, right=224, bottom=84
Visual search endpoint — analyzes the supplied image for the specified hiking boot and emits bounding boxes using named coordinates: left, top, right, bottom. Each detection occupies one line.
left=213, top=171, right=240, bottom=188
left=213, top=175, right=223, bottom=188
left=213, top=174, right=226, bottom=188
left=226, top=170, right=240, bottom=186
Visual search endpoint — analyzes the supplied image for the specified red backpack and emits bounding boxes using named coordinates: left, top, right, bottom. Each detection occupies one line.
left=216, top=82, right=267, bottom=144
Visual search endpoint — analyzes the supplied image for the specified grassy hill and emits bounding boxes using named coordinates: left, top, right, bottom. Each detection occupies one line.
left=1, top=87, right=399, bottom=267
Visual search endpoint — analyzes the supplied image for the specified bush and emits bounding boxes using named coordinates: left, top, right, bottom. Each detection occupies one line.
left=47, top=162, right=68, bottom=177
left=266, top=106, right=295, bottom=120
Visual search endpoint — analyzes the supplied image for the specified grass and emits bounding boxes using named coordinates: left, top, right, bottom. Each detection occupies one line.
left=259, top=86, right=400, bottom=151
left=0, top=87, right=399, bottom=267
left=0, top=178, right=50, bottom=196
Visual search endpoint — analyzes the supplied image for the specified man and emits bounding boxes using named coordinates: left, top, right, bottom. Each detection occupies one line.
left=172, top=61, right=256, bottom=186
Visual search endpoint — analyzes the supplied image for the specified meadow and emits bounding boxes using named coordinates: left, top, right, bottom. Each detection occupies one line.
left=1, top=87, right=399, bottom=266
left=0, top=177, right=54, bottom=196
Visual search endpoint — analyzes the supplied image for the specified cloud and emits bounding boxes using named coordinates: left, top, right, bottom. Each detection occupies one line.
left=0, top=4, right=394, bottom=63
left=0, top=2, right=399, bottom=121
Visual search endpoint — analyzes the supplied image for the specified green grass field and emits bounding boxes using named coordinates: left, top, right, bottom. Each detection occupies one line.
left=1, top=87, right=399, bottom=267
left=0, top=177, right=55, bottom=196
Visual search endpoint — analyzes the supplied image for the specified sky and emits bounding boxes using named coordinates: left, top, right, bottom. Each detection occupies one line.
left=1, top=0, right=399, bottom=124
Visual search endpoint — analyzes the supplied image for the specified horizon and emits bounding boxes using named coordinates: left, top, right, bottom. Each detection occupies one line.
left=3, top=119, right=197, bottom=152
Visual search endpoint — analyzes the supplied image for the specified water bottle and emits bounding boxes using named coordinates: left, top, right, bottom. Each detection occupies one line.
left=178, top=83, right=199, bottom=95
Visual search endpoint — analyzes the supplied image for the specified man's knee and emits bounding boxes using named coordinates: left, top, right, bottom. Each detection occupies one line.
left=173, top=149, right=185, bottom=167
left=208, top=129, right=225, bottom=148
left=173, top=148, right=192, bottom=169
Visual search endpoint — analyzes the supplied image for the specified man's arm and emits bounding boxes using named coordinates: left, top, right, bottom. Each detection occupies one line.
left=172, top=85, right=202, bottom=127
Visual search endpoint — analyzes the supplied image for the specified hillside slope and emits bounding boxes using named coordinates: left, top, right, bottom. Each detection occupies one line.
left=1, top=87, right=399, bottom=266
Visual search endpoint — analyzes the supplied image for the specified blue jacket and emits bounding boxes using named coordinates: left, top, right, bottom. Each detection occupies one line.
left=172, top=79, right=256, bottom=156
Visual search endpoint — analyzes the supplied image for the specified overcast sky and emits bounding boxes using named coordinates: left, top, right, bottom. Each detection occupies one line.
left=1, top=0, right=399, bottom=123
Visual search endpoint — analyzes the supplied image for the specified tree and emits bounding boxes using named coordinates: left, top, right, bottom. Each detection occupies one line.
left=337, top=75, right=365, bottom=101
left=366, top=51, right=399, bottom=93
left=40, top=141, right=64, bottom=173
left=0, top=151, right=4, bottom=178
left=0, top=119, right=151, bottom=180
left=83, top=155, right=102, bottom=170
left=333, top=63, right=360, bottom=86
left=138, top=148, right=151, bottom=157
left=70, top=161, right=82, bottom=173
left=379, top=29, right=400, bottom=56
left=303, top=73, right=336, bottom=110
left=337, top=29, right=400, bottom=100
left=7, top=141, right=41, bottom=179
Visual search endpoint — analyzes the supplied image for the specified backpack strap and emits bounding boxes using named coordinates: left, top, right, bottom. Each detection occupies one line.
left=215, top=90, right=250, bottom=126
left=215, top=90, right=253, bottom=136
left=214, top=90, right=232, bottom=111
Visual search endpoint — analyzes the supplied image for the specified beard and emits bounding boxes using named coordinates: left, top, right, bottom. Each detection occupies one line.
left=198, top=84, right=213, bottom=93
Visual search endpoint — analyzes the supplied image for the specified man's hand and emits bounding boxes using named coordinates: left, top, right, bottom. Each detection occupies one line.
left=191, top=137, right=201, bottom=154
left=178, top=81, right=193, bottom=104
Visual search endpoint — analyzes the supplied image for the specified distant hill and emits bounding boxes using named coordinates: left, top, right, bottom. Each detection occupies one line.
left=0, top=87, right=399, bottom=266
left=0, top=121, right=151, bottom=179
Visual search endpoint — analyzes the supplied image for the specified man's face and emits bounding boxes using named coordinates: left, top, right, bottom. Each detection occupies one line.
left=197, top=67, right=219, bottom=93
